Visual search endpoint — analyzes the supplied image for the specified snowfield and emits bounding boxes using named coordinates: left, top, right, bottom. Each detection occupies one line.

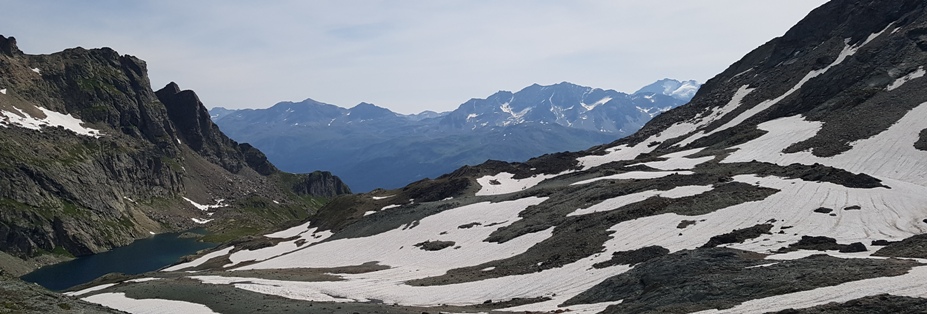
left=84, top=293, right=219, bottom=314
left=475, top=172, right=558, bottom=195
left=0, top=106, right=103, bottom=137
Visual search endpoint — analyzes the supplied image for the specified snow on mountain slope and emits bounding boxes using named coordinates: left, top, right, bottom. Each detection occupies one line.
left=78, top=1, right=927, bottom=313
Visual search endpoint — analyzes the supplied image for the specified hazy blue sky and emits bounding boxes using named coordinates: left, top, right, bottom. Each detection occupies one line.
left=1, top=0, right=828, bottom=114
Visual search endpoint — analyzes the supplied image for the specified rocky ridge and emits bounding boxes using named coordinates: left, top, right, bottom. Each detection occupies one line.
left=0, top=35, right=350, bottom=273
left=211, top=80, right=697, bottom=191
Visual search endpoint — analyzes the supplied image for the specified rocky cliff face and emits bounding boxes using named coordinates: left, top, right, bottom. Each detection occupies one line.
left=0, top=35, right=350, bottom=265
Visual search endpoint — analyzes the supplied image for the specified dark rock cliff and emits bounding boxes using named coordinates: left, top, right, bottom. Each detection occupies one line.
left=0, top=35, right=350, bottom=264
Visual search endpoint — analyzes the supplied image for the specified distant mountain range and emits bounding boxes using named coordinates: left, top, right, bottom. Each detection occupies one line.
left=210, top=79, right=699, bottom=191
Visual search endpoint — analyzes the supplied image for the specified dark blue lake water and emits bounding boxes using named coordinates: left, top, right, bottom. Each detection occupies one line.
left=20, top=230, right=216, bottom=291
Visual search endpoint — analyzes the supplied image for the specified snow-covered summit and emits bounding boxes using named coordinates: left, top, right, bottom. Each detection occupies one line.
left=634, top=78, right=701, bottom=101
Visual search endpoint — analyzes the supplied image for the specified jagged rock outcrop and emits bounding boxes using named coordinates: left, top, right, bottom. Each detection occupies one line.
left=289, top=171, right=352, bottom=197
left=0, top=35, right=350, bottom=264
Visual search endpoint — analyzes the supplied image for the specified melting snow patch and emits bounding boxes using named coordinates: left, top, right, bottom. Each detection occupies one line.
left=183, top=197, right=228, bottom=211
left=191, top=218, right=213, bottom=224
left=381, top=204, right=401, bottom=211
left=162, top=247, right=233, bottom=271
left=887, top=66, right=925, bottom=91
left=629, top=148, right=713, bottom=170
left=31, top=68, right=40, bottom=74
left=64, top=283, right=116, bottom=296
left=581, top=96, right=612, bottom=111
left=198, top=196, right=651, bottom=310
left=265, top=221, right=313, bottom=238
left=475, top=172, right=557, bottom=196
left=578, top=119, right=700, bottom=170
left=83, top=293, right=220, bottom=314
left=0, top=106, right=103, bottom=137
left=745, top=262, right=779, bottom=269
left=126, top=277, right=162, bottom=283
left=568, top=185, right=713, bottom=216
left=571, top=171, right=694, bottom=185
left=722, top=102, right=927, bottom=185
left=693, top=266, right=927, bottom=314
left=371, top=195, right=394, bottom=200
left=0, top=89, right=5, bottom=95
left=227, top=228, right=333, bottom=267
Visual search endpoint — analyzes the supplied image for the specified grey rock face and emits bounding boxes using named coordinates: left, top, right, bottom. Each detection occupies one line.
left=0, top=35, right=350, bottom=261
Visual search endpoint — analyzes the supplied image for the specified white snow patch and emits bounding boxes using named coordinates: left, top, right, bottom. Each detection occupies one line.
left=381, top=204, right=401, bottom=211
left=571, top=171, right=694, bottom=186
left=503, top=299, right=624, bottom=314
left=581, top=96, right=612, bottom=111
left=629, top=148, right=713, bottom=170
left=578, top=118, right=701, bottom=170
left=126, top=277, right=162, bottom=283
left=371, top=195, right=394, bottom=200
left=481, top=267, right=496, bottom=272
left=148, top=231, right=155, bottom=235
left=162, top=247, right=233, bottom=271
left=678, top=31, right=885, bottom=149
left=64, top=283, right=116, bottom=296
left=191, top=218, right=213, bottom=224
left=568, top=185, right=713, bottom=216
left=83, top=293, right=219, bottom=314
left=745, top=262, right=779, bottom=269
left=722, top=102, right=927, bottom=186
left=0, top=106, right=103, bottom=137
left=595, top=174, right=927, bottom=256
left=227, top=228, right=332, bottom=267
left=265, top=220, right=313, bottom=239
left=183, top=197, right=228, bottom=211
left=694, top=266, right=927, bottom=314
left=194, top=196, right=651, bottom=310
left=0, top=89, right=5, bottom=95
left=31, top=68, right=41, bottom=74
left=887, top=66, right=925, bottom=91
left=674, top=85, right=755, bottom=147
left=363, top=211, right=377, bottom=216
left=475, top=172, right=557, bottom=196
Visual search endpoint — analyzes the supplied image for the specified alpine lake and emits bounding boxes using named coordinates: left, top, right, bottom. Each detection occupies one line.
left=20, top=229, right=216, bottom=291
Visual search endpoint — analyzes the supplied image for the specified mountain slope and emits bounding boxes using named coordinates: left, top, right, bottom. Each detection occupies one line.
left=0, top=35, right=350, bottom=275
left=74, top=0, right=927, bottom=313
left=212, top=80, right=695, bottom=192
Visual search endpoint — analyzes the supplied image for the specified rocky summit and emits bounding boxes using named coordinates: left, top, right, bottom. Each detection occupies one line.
left=10, top=0, right=927, bottom=313
left=0, top=35, right=350, bottom=278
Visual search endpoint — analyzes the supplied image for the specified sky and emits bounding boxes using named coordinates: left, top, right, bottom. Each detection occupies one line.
left=0, top=0, right=829, bottom=114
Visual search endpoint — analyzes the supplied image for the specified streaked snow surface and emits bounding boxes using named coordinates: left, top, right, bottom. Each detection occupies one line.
left=475, top=172, right=557, bottom=195
left=723, top=102, right=927, bottom=186
left=83, top=293, right=219, bottom=314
